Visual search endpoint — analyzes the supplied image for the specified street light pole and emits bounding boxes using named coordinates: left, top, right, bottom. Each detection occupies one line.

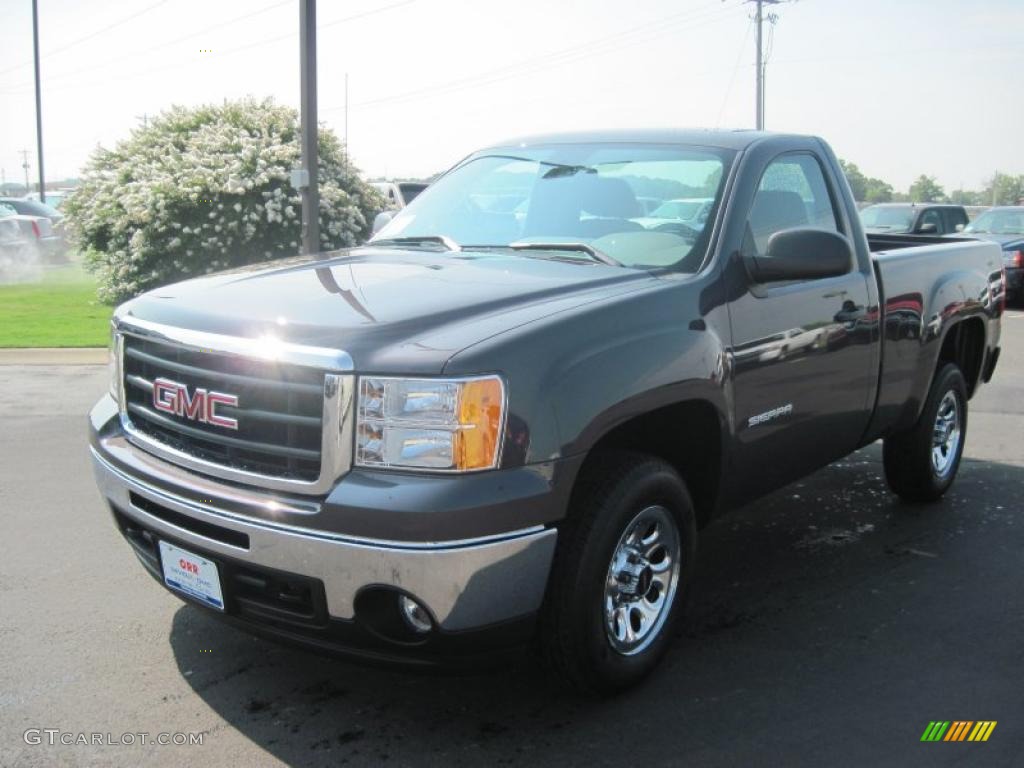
left=32, top=0, right=45, bottom=202
left=754, top=0, right=763, bottom=130
left=299, top=0, right=320, bottom=256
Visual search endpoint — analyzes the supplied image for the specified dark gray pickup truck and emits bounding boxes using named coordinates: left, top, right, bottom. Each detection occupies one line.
left=90, top=130, right=1005, bottom=693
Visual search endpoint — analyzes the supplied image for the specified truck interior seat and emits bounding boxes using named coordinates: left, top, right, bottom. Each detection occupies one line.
left=748, top=189, right=809, bottom=253
left=575, top=176, right=645, bottom=238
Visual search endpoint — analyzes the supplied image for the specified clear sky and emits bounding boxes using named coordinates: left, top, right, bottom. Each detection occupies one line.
left=1, top=0, right=1021, bottom=193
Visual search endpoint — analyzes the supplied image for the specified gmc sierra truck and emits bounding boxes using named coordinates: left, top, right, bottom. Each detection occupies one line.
left=90, top=130, right=1005, bottom=693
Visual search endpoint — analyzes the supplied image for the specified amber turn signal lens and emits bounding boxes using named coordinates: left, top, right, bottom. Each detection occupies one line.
left=454, top=377, right=504, bottom=470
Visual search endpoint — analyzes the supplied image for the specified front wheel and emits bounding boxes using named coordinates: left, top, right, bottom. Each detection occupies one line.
left=883, top=363, right=968, bottom=502
left=541, top=452, right=697, bottom=694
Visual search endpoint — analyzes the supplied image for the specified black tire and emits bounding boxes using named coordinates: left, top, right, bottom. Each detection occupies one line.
left=883, top=363, right=968, bottom=502
left=541, top=452, right=697, bottom=694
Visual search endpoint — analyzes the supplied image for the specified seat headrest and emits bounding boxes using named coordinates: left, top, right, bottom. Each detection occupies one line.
left=750, top=189, right=808, bottom=234
left=579, top=176, right=641, bottom=219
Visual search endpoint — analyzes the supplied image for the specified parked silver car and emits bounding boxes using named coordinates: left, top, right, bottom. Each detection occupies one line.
left=0, top=198, right=68, bottom=263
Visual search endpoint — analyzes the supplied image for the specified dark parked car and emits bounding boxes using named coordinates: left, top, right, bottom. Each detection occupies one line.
left=860, top=203, right=968, bottom=236
left=959, top=206, right=1024, bottom=304
left=90, top=130, right=1004, bottom=693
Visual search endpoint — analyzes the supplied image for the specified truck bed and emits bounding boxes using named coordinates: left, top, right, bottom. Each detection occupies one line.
left=867, top=236, right=1003, bottom=439
left=867, top=232, right=955, bottom=252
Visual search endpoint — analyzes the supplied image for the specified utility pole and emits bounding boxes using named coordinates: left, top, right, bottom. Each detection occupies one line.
left=748, top=0, right=782, bottom=130
left=135, top=113, right=149, bottom=129
left=32, top=0, right=45, bottom=202
left=299, top=0, right=320, bottom=256
left=344, top=72, right=349, bottom=169
left=20, top=149, right=30, bottom=193
left=754, top=0, right=763, bottom=130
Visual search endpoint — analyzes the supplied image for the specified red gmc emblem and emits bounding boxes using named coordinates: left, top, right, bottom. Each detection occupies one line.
left=152, top=377, right=239, bottom=430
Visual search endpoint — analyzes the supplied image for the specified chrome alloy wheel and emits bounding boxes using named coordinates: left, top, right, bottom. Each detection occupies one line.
left=931, top=391, right=962, bottom=479
left=603, top=505, right=682, bottom=656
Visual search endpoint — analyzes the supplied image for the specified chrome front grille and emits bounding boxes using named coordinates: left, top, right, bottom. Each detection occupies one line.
left=115, top=318, right=354, bottom=495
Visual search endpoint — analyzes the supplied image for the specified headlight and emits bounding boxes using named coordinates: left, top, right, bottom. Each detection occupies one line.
left=108, top=327, right=121, bottom=405
left=356, top=375, right=505, bottom=471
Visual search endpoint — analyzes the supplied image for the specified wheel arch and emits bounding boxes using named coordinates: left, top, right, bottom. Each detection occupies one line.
left=935, top=316, right=986, bottom=398
left=569, top=398, right=729, bottom=529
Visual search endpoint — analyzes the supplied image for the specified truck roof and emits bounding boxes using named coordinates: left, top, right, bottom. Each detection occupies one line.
left=484, top=128, right=802, bottom=151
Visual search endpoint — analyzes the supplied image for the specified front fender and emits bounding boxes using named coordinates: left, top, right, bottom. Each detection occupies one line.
left=443, top=276, right=731, bottom=465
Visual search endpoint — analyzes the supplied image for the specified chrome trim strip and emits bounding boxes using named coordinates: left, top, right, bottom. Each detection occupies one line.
left=91, top=443, right=320, bottom=517
left=93, top=448, right=558, bottom=628
left=114, top=315, right=354, bottom=372
left=117, top=326, right=355, bottom=494
left=92, top=446, right=544, bottom=551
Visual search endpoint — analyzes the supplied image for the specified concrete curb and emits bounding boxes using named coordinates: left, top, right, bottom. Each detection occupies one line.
left=0, top=348, right=108, bottom=365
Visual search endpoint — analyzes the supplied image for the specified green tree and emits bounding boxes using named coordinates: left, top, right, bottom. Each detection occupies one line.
left=948, top=188, right=982, bottom=205
left=908, top=175, right=945, bottom=203
left=65, top=97, right=385, bottom=304
left=839, top=159, right=867, bottom=202
left=982, top=172, right=1024, bottom=206
left=864, top=178, right=894, bottom=203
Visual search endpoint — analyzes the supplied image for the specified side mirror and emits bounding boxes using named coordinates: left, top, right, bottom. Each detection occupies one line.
left=372, top=211, right=394, bottom=235
left=746, top=228, right=853, bottom=283
left=916, top=221, right=938, bottom=234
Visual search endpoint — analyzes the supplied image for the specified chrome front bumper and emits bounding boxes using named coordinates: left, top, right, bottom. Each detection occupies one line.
left=91, top=445, right=557, bottom=632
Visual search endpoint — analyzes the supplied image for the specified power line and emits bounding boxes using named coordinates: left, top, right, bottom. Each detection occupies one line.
left=2, top=0, right=293, bottom=91
left=325, top=1, right=744, bottom=113
left=716, top=17, right=754, bottom=128
left=2, top=0, right=416, bottom=96
left=0, top=0, right=169, bottom=77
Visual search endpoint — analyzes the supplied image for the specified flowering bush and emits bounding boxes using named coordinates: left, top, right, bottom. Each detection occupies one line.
left=65, top=98, right=384, bottom=304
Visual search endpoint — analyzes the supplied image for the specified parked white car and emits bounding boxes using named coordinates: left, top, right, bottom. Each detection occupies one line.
left=633, top=197, right=714, bottom=230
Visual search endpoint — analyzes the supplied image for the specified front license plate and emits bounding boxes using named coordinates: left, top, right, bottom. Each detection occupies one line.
left=158, top=541, right=225, bottom=611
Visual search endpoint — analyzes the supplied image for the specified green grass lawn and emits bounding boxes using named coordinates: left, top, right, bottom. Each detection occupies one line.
left=0, top=264, right=112, bottom=347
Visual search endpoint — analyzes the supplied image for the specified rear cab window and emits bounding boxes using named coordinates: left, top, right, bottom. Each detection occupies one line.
left=919, top=208, right=943, bottom=233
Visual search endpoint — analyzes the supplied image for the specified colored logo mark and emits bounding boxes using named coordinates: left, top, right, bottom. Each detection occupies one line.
left=920, top=721, right=996, bottom=742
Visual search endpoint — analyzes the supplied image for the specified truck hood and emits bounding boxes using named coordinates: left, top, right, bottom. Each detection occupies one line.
left=119, top=246, right=656, bottom=373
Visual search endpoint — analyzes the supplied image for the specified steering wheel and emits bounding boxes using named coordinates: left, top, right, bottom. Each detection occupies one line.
left=652, top=221, right=701, bottom=241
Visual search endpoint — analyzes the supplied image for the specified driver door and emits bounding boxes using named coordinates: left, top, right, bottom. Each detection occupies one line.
left=727, top=152, right=875, bottom=500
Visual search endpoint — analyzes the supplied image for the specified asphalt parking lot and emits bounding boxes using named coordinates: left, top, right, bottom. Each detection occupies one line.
left=2, top=312, right=1023, bottom=768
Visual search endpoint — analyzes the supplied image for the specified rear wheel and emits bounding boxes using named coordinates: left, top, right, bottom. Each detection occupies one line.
left=883, top=363, right=967, bottom=502
left=541, top=452, right=696, bottom=694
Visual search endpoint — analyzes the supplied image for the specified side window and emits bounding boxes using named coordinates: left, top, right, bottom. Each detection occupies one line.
left=944, top=208, right=966, bottom=233
left=919, top=208, right=942, bottom=233
left=746, top=154, right=839, bottom=256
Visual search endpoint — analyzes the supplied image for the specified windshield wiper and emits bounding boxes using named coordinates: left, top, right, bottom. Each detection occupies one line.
left=506, top=241, right=621, bottom=267
left=366, top=235, right=461, bottom=252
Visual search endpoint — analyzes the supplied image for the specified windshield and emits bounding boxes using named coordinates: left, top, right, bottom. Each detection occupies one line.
left=649, top=200, right=708, bottom=220
left=964, top=208, right=1024, bottom=235
left=373, top=144, right=733, bottom=271
left=859, top=206, right=914, bottom=230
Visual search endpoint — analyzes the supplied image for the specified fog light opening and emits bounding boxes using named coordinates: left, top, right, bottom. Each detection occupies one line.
left=399, top=595, right=433, bottom=634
